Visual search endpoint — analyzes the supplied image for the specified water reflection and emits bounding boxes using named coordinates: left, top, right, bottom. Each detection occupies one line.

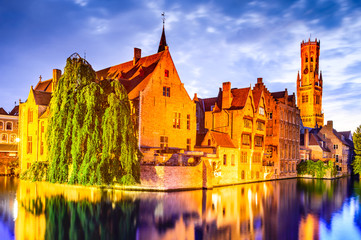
left=0, top=177, right=360, bottom=239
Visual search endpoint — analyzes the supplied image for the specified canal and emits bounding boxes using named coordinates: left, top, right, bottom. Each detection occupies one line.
left=0, top=176, right=361, bottom=240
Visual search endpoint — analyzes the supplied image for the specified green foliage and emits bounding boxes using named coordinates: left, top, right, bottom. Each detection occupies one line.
left=44, top=53, right=140, bottom=186
left=352, top=125, right=361, bottom=177
left=297, top=160, right=336, bottom=178
left=20, top=161, right=49, bottom=182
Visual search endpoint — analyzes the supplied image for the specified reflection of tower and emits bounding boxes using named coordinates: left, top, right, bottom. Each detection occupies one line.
left=297, top=39, right=324, bottom=128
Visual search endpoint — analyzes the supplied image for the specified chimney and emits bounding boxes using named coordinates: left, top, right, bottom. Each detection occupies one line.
left=133, top=48, right=141, bottom=65
left=326, top=120, right=333, bottom=129
left=304, top=128, right=309, bottom=148
left=52, top=69, right=62, bottom=91
left=222, top=82, right=232, bottom=109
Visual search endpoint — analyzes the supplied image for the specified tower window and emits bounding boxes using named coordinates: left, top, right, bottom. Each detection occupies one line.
left=302, top=95, right=308, bottom=103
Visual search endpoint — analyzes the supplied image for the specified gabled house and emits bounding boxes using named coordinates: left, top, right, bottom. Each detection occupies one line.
left=19, top=27, right=196, bottom=171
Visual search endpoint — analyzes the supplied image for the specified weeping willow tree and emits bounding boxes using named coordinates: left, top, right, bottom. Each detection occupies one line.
left=46, top=53, right=139, bottom=185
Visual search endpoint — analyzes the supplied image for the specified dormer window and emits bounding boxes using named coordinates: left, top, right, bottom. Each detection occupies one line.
left=165, top=69, right=169, bottom=78
left=259, top=107, right=265, bottom=116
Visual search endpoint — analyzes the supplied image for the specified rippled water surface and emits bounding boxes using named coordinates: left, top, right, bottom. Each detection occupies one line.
left=1, top=176, right=361, bottom=239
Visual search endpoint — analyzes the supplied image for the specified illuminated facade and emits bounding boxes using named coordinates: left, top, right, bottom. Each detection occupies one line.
left=297, top=39, right=324, bottom=128
left=19, top=28, right=196, bottom=171
left=0, top=106, right=19, bottom=174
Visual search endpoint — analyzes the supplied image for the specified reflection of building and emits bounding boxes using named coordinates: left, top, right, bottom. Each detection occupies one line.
left=19, top=27, right=197, bottom=171
left=0, top=106, right=19, bottom=174
left=297, top=39, right=324, bottom=128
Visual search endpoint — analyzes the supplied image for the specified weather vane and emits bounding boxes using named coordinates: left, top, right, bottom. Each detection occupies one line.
left=39, top=75, right=42, bottom=81
left=162, top=12, right=166, bottom=26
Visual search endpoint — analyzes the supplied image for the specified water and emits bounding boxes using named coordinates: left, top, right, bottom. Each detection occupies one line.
left=1, top=176, right=361, bottom=240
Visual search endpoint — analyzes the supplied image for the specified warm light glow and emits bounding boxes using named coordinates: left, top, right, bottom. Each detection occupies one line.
left=15, top=138, right=20, bottom=143
left=248, top=189, right=252, bottom=201
left=13, top=198, right=18, bottom=221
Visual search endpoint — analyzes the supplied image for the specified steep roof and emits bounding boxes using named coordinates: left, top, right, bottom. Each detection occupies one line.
left=35, top=79, right=52, bottom=92
left=308, top=132, right=330, bottom=152
left=333, top=129, right=352, bottom=147
left=96, top=51, right=164, bottom=99
left=210, top=131, right=235, bottom=148
left=0, top=108, right=7, bottom=115
left=158, top=26, right=168, bottom=53
left=252, top=89, right=262, bottom=110
left=198, top=97, right=218, bottom=112
left=33, top=90, right=52, bottom=106
left=9, top=106, right=19, bottom=116
left=229, top=87, right=250, bottom=110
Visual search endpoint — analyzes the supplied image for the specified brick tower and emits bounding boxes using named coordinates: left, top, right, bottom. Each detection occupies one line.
left=297, top=38, right=324, bottom=128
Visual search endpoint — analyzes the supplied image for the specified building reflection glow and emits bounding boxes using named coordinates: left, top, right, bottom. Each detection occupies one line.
left=0, top=177, right=356, bottom=239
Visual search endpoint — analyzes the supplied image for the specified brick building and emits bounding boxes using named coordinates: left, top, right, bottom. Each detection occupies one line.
left=0, top=106, right=19, bottom=174
left=19, top=27, right=196, bottom=171
left=297, top=39, right=324, bottom=128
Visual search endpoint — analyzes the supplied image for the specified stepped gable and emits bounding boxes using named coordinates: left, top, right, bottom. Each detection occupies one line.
left=33, top=90, right=52, bottom=106
left=0, top=108, right=8, bottom=115
left=96, top=51, right=165, bottom=99
left=9, top=106, right=19, bottom=116
left=229, top=87, right=250, bottom=110
left=210, top=131, right=235, bottom=148
left=35, top=79, right=52, bottom=92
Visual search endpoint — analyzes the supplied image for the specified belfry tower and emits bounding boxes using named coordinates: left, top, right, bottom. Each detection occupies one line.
left=297, top=38, right=324, bottom=128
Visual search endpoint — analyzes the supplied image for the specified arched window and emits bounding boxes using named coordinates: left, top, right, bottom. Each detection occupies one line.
left=9, top=134, right=16, bottom=143
left=0, top=121, right=3, bottom=130
left=1, top=133, right=8, bottom=143
left=6, top=122, right=13, bottom=131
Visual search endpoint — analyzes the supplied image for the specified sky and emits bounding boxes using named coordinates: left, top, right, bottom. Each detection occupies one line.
left=1, top=0, right=361, bottom=132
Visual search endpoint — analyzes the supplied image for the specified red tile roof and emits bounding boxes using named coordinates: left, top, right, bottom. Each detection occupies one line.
left=252, top=89, right=262, bottom=110
left=271, top=91, right=286, bottom=99
left=210, top=131, right=235, bottom=148
left=35, top=79, right=52, bottom=92
left=96, top=51, right=164, bottom=99
left=0, top=108, right=7, bottom=115
left=229, top=87, right=250, bottom=109
left=33, top=90, right=52, bottom=106
left=9, top=106, right=19, bottom=116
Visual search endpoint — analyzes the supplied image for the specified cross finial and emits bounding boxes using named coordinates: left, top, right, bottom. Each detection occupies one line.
left=161, top=12, right=165, bottom=26
left=39, top=75, right=42, bottom=81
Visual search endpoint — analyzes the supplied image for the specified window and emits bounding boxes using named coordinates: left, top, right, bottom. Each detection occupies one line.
left=6, top=122, right=12, bottom=131
left=40, top=122, right=44, bottom=155
left=241, top=170, right=245, bottom=179
left=208, top=139, right=211, bottom=146
left=242, top=134, right=251, bottom=145
left=163, top=86, right=170, bottom=97
left=1, top=133, right=8, bottom=143
left=241, top=152, right=247, bottom=163
left=257, top=121, right=265, bottom=131
left=9, top=134, right=16, bottom=143
left=310, top=64, right=313, bottom=72
left=186, top=138, right=191, bottom=151
left=27, top=136, right=33, bottom=154
left=252, top=153, right=261, bottom=163
left=223, top=154, right=227, bottom=166
left=259, top=107, right=265, bottom=116
left=335, top=154, right=339, bottom=162
left=256, top=171, right=259, bottom=179
left=266, top=147, right=272, bottom=159
left=165, top=69, right=169, bottom=78
left=255, top=136, right=263, bottom=147
left=334, top=144, right=338, bottom=150
left=311, top=57, right=313, bottom=62
left=187, top=114, right=190, bottom=130
left=0, top=121, right=3, bottom=130
left=231, top=155, right=235, bottom=166
left=244, top=119, right=252, bottom=129
left=302, top=95, right=308, bottom=103
left=305, top=57, right=308, bottom=63
left=28, top=109, right=33, bottom=123
left=268, top=112, right=273, bottom=120
left=173, top=112, right=181, bottom=128
left=160, top=136, right=168, bottom=149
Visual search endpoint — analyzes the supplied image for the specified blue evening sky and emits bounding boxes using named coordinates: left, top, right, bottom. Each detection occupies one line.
left=1, top=0, right=361, bottom=132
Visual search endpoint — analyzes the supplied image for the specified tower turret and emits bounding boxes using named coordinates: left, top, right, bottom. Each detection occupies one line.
left=297, top=38, right=324, bottom=128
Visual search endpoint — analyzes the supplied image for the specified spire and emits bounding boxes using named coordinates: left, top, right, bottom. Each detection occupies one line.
left=158, top=12, right=168, bottom=53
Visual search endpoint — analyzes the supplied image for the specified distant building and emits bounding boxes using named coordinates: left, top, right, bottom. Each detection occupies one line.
left=0, top=106, right=19, bottom=174
left=297, top=39, right=324, bottom=128
left=19, top=27, right=196, bottom=172
left=299, top=120, right=353, bottom=175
